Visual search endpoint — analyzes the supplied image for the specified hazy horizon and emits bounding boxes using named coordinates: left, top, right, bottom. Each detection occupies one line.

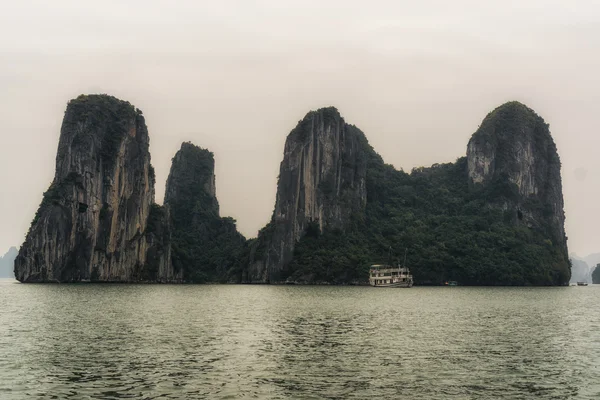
left=1, top=0, right=599, bottom=256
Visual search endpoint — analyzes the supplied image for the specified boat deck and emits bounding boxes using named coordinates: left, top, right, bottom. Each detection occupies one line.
left=369, top=265, right=413, bottom=288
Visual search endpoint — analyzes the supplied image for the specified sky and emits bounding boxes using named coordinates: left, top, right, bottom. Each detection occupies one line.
left=0, top=0, right=599, bottom=257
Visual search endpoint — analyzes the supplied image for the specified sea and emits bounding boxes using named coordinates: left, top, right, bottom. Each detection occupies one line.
left=1, top=279, right=599, bottom=399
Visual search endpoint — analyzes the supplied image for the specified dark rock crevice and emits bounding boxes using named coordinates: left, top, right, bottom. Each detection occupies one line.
left=245, top=102, right=570, bottom=285
left=164, top=142, right=246, bottom=283
left=15, top=94, right=179, bottom=283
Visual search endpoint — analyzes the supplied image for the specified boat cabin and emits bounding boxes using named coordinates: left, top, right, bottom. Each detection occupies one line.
left=369, top=264, right=413, bottom=287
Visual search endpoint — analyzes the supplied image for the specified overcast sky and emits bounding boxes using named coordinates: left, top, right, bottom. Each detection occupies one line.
left=1, top=0, right=599, bottom=257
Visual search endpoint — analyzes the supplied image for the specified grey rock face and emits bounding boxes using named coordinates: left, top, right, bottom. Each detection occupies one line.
left=466, top=101, right=568, bottom=258
left=15, top=95, right=179, bottom=282
left=165, top=142, right=246, bottom=282
left=245, top=107, right=368, bottom=283
left=164, top=142, right=219, bottom=215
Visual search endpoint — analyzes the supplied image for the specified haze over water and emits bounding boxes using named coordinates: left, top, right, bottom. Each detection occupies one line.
left=2, top=1, right=600, bottom=257
left=1, top=280, right=599, bottom=399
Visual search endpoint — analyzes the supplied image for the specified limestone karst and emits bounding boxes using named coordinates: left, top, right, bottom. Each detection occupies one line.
left=15, top=96, right=570, bottom=285
left=15, top=95, right=176, bottom=282
left=245, top=103, right=570, bottom=285
left=164, top=142, right=246, bottom=282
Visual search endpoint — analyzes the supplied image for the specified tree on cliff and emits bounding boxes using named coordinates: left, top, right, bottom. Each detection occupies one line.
left=245, top=103, right=570, bottom=286
left=165, top=142, right=246, bottom=283
left=15, top=95, right=176, bottom=283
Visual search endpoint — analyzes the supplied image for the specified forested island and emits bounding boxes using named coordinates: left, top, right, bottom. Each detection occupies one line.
left=14, top=95, right=570, bottom=285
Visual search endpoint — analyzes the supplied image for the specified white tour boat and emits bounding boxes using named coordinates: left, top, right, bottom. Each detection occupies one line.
left=369, top=264, right=413, bottom=288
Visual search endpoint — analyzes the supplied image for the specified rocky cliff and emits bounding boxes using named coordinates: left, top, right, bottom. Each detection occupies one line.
left=245, top=107, right=369, bottom=283
left=15, top=95, right=178, bottom=282
left=247, top=102, right=570, bottom=285
left=165, top=142, right=246, bottom=282
left=467, top=102, right=567, bottom=251
left=15, top=97, right=570, bottom=285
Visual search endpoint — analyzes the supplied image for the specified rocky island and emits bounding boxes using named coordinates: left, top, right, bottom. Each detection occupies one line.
left=14, top=95, right=570, bottom=285
left=244, top=108, right=368, bottom=283
left=243, top=102, right=569, bottom=285
left=14, top=95, right=175, bottom=282
left=165, top=142, right=246, bottom=283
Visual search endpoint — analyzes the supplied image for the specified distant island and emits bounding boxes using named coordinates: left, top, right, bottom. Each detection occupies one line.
left=15, top=95, right=570, bottom=285
left=570, top=257, right=591, bottom=284
left=0, top=247, right=17, bottom=279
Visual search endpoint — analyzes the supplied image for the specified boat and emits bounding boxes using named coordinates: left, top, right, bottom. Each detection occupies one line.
left=369, top=248, right=414, bottom=288
left=577, top=282, right=588, bottom=286
left=369, top=264, right=414, bottom=287
left=446, top=281, right=458, bottom=286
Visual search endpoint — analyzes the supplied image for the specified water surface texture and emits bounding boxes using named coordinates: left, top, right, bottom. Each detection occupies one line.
left=1, top=280, right=599, bottom=399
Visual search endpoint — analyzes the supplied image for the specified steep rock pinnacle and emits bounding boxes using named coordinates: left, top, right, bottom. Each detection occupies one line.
left=15, top=94, right=178, bottom=282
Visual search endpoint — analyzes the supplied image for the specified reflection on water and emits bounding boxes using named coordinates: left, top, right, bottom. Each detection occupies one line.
left=1, top=280, right=600, bottom=399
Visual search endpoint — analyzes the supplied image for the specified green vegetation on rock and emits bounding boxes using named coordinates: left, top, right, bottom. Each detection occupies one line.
left=28, top=172, right=84, bottom=233
left=166, top=143, right=246, bottom=282
left=20, top=94, right=569, bottom=286
left=66, top=94, right=139, bottom=171
left=269, top=102, right=570, bottom=286
left=287, top=155, right=568, bottom=285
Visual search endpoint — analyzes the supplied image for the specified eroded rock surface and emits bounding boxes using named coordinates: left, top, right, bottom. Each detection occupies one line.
left=245, top=108, right=368, bottom=283
left=467, top=102, right=568, bottom=258
left=246, top=102, right=570, bottom=285
left=15, top=95, right=178, bottom=282
left=165, top=142, right=246, bottom=282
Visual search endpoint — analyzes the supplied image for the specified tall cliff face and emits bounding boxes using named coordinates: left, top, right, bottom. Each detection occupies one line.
left=247, top=102, right=569, bottom=286
left=466, top=102, right=569, bottom=273
left=165, top=142, right=246, bottom=282
left=15, top=95, right=178, bottom=282
left=245, top=107, right=369, bottom=283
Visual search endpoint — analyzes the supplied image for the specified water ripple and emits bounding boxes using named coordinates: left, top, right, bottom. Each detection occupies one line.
left=1, top=281, right=600, bottom=399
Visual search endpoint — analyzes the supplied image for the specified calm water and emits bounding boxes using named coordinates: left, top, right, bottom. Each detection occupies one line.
left=1, top=280, right=600, bottom=399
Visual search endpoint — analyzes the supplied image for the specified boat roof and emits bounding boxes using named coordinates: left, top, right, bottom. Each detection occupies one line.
left=369, top=264, right=409, bottom=269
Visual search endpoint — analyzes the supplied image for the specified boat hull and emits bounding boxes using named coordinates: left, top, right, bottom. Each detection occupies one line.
left=370, top=281, right=413, bottom=288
